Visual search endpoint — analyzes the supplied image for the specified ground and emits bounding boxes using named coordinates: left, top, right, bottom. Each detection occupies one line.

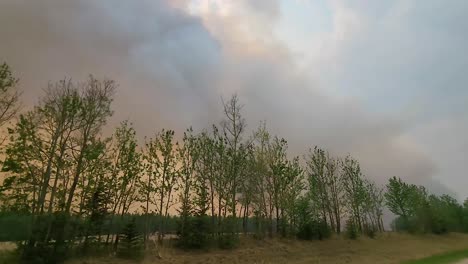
left=402, top=249, right=468, bottom=264
left=67, top=233, right=468, bottom=264
left=3, top=233, right=468, bottom=264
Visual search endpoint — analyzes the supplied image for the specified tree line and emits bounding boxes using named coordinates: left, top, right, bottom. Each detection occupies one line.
left=0, top=63, right=467, bottom=263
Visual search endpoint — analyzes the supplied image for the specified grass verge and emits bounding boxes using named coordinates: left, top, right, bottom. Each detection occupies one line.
left=0, top=250, right=19, bottom=264
left=403, top=249, right=468, bottom=264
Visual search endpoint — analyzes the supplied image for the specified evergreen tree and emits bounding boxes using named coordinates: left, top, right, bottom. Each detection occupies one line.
left=117, top=218, right=143, bottom=259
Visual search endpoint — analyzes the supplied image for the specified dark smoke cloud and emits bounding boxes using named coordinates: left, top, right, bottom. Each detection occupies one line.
left=1, top=0, right=223, bottom=133
left=0, top=0, right=455, bottom=197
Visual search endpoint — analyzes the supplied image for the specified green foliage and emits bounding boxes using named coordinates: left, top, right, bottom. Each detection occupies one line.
left=0, top=249, right=19, bottom=264
left=341, top=155, right=383, bottom=234
left=19, top=243, right=60, bottom=264
left=403, top=249, right=468, bottom=264
left=0, top=212, right=32, bottom=241
left=462, top=199, right=468, bottom=233
left=117, top=218, right=143, bottom=260
left=81, top=182, right=110, bottom=252
left=252, top=210, right=269, bottom=240
left=0, top=62, right=20, bottom=126
left=386, top=177, right=465, bottom=235
left=217, top=217, right=240, bottom=249
left=296, top=219, right=331, bottom=241
left=391, top=216, right=408, bottom=232
left=0, top=62, right=18, bottom=91
left=87, top=183, right=109, bottom=231
left=143, top=128, right=178, bottom=243
left=217, top=233, right=239, bottom=250
left=345, top=219, right=358, bottom=240
left=385, top=176, right=416, bottom=218
left=176, top=215, right=212, bottom=249
left=2, top=68, right=468, bottom=264
left=363, top=223, right=376, bottom=238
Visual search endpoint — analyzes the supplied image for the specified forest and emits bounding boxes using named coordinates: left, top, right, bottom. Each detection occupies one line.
left=1, top=62, right=468, bottom=264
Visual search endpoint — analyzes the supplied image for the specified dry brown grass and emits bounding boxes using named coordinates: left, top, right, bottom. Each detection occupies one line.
left=58, top=233, right=468, bottom=264
left=0, top=242, right=16, bottom=251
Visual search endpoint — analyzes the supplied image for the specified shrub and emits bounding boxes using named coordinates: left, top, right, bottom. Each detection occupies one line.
left=345, top=219, right=358, bottom=240
left=392, top=213, right=450, bottom=235
left=296, top=219, right=331, bottom=241
left=177, top=215, right=212, bottom=249
left=19, top=242, right=67, bottom=264
left=217, top=216, right=239, bottom=249
left=117, top=218, right=143, bottom=260
left=363, top=223, right=376, bottom=239
left=391, top=216, right=410, bottom=232
left=218, top=233, right=239, bottom=249
left=430, top=217, right=448, bottom=235
left=18, top=213, right=70, bottom=264
left=252, top=210, right=267, bottom=240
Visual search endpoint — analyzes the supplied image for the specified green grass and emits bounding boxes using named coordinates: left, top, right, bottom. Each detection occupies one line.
left=0, top=250, right=19, bottom=264
left=403, top=249, right=468, bottom=264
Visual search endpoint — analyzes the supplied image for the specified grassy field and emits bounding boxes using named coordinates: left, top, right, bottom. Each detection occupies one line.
left=64, top=233, right=468, bottom=264
left=3, top=233, right=468, bottom=264
left=0, top=242, right=18, bottom=264
left=402, top=249, right=468, bottom=264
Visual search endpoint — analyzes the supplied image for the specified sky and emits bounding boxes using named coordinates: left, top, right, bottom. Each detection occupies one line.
left=0, top=0, right=467, bottom=199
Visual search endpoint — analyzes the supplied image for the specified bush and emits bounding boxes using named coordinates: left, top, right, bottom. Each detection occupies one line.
left=218, top=233, right=239, bottom=249
left=117, top=218, right=143, bottom=260
left=17, top=213, right=71, bottom=264
left=0, top=212, right=33, bottom=241
left=296, top=219, right=331, bottom=241
left=392, top=214, right=449, bottom=235
left=391, top=216, right=410, bottom=232
left=430, top=217, right=448, bottom=235
left=345, top=219, right=358, bottom=240
left=176, top=216, right=212, bottom=249
left=19, top=242, right=67, bottom=264
left=252, top=211, right=267, bottom=240
left=363, top=223, right=376, bottom=239
left=217, top=216, right=239, bottom=249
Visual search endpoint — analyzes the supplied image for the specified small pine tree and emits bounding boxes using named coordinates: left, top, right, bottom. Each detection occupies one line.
left=117, top=218, right=143, bottom=259
left=177, top=215, right=212, bottom=249
left=346, top=218, right=358, bottom=240
left=83, top=181, right=110, bottom=251
left=217, top=216, right=239, bottom=249
left=253, top=210, right=267, bottom=240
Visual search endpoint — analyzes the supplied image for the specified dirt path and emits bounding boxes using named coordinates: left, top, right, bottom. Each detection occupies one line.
left=456, top=259, right=468, bottom=264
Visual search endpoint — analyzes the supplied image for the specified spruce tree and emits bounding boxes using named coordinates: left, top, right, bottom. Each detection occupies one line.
left=117, top=218, right=143, bottom=259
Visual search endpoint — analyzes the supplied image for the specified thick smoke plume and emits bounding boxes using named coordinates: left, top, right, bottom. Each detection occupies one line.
left=0, top=0, right=455, bottom=198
